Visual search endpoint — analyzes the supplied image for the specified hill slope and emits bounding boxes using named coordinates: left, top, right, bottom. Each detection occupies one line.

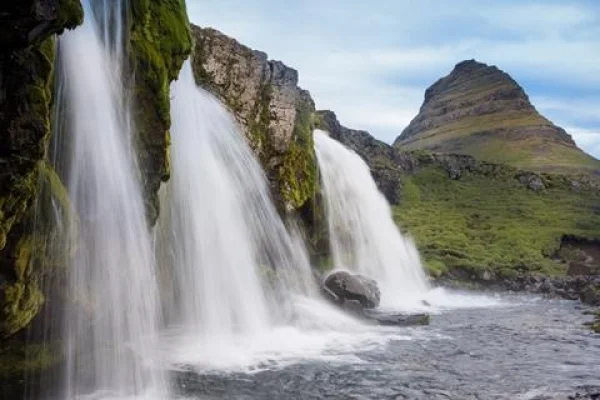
left=393, top=60, right=600, bottom=175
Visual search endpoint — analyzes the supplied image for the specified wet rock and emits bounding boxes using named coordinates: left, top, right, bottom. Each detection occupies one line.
left=364, top=310, right=430, bottom=327
left=323, top=271, right=381, bottom=309
left=568, top=386, right=600, bottom=399
left=581, top=286, right=599, bottom=306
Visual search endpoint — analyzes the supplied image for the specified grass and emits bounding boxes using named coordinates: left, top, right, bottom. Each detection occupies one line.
left=398, top=111, right=600, bottom=175
left=393, top=166, right=600, bottom=278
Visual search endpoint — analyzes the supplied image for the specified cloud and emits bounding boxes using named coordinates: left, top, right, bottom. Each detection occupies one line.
left=187, top=0, right=600, bottom=156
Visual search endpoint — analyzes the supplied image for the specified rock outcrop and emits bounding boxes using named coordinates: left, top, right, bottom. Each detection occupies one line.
left=393, top=59, right=600, bottom=176
left=0, top=1, right=83, bottom=397
left=0, top=0, right=83, bottom=339
left=190, top=26, right=317, bottom=213
left=129, top=0, right=192, bottom=225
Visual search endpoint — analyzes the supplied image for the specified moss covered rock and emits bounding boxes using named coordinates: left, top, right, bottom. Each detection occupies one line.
left=0, top=0, right=83, bottom=49
left=190, top=26, right=318, bottom=212
left=0, top=0, right=82, bottom=339
left=129, top=0, right=192, bottom=225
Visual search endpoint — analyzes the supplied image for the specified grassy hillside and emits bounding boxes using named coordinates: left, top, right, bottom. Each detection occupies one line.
left=393, top=164, right=600, bottom=278
left=399, top=113, right=600, bottom=175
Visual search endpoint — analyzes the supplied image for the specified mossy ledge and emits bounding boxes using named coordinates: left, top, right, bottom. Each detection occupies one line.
left=129, top=0, right=192, bottom=225
left=190, top=26, right=319, bottom=213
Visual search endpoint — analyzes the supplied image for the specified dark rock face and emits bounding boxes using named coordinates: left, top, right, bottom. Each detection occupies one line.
left=0, top=0, right=83, bottom=48
left=0, top=1, right=82, bottom=396
left=191, top=26, right=317, bottom=213
left=0, top=0, right=82, bottom=339
left=581, top=286, right=599, bottom=306
left=323, top=271, right=381, bottom=309
left=393, top=59, right=600, bottom=175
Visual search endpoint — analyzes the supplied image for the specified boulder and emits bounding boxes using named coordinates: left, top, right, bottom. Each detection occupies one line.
left=323, top=271, right=381, bottom=308
left=581, top=286, right=600, bottom=306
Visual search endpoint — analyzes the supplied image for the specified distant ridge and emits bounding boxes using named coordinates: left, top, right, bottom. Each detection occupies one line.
left=393, top=59, right=600, bottom=175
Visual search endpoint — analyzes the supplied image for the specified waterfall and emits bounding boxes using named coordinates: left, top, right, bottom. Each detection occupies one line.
left=314, top=130, right=430, bottom=309
left=52, top=0, right=167, bottom=397
left=157, top=61, right=322, bottom=368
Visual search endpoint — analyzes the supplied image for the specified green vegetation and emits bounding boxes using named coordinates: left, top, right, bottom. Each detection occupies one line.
left=400, top=113, right=600, bottom=175
left=129, top=0, right=192, bottom=224
left=277, top=99, right=318, bottom=210
left=393, top=165, right=600, bottom=278
left=191, top=26, right=319, bottom=213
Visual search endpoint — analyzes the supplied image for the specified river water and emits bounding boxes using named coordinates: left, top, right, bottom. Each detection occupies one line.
left=174, top=291, right=600, bottom=400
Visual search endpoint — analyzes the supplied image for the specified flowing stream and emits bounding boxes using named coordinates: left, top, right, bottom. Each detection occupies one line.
left=175, top=294, right=600, bottom=400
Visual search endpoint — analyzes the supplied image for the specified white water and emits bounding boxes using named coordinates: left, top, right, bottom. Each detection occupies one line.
left=158, top=61, right=342, bottom=370
left=56, top=0, right=166, bottom=398
left=314, top=130, right=431, bottom=310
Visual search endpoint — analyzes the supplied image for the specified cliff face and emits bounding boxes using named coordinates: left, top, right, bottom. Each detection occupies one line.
left=129, top=0, right=192, bottom=225
left=0, top=0, right=83, bottom=339
left=190, top=26, right=317, bottom=212
left=394, top=60, right=600, bottom=175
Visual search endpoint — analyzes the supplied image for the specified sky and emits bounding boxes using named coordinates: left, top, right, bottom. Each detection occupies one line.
left=188, top=0, right=600, bottom=158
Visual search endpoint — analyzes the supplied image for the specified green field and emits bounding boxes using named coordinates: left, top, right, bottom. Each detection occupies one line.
left=393, top=165, right=600, bottom=278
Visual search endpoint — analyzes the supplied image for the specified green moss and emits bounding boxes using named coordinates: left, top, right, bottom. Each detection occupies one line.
left=277, top=107, right=317, bottom=210
left=0, top=340, right=59, bottom=378
left=129, top=0, right=192, bottom=224
left=57, top=0, right=84, bottom=31
left=394, top=165, right=600, bottom=278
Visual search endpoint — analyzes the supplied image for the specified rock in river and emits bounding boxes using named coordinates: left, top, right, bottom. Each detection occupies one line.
left=323, top=270, right=381, bottom=308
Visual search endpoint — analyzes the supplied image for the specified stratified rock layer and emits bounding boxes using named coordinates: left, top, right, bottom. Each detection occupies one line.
left=191, top=26, right=317, bottom=212
left=394, top=60, right=600, bottom=175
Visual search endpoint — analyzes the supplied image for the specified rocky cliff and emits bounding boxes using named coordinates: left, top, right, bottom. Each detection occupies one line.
left=394, top=60, right=600, bottom=175
left=0, top=0, right=83, bottom=339
left=130, top=0, right=192, bottom=225
left=190, top=26, right=317, bottom=213
left=0, top=2, right=83, bottom=397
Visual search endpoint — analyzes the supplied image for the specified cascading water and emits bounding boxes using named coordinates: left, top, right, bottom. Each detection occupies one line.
left=157, top=61, right=330, bottom=370
left=314, top=130, right=430, bottom=309
left=53, top=0, right=167, bottom=397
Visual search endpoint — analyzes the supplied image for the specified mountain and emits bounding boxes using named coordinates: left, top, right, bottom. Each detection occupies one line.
left=393, top=60, right=600, bottom=176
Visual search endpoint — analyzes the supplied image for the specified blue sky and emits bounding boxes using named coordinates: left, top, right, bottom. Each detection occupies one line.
left=188, top=0, right=600, bottom=158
